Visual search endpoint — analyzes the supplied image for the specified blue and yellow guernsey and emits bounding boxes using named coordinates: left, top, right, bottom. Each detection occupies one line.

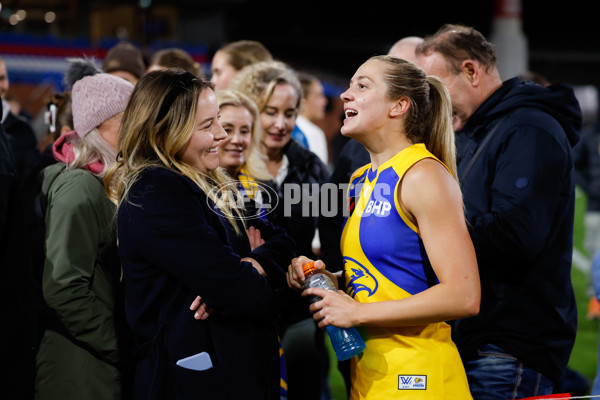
left=340, top=143, right=472, bottom=399
left=237, top=168, right=269, bottom=221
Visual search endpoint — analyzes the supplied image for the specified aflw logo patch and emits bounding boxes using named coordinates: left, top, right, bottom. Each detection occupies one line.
left=398, top=375, right=427, bottom=390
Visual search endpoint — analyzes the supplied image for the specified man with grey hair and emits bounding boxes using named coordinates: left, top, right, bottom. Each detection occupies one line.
left=416, top=24, right=581, bottom=399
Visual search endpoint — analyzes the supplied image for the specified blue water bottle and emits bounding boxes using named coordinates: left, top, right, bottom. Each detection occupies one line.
left=303, top=262, right=366, bottom=361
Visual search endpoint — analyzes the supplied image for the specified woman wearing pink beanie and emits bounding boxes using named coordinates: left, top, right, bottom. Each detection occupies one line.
left=35, top=58, right=134, bottom=399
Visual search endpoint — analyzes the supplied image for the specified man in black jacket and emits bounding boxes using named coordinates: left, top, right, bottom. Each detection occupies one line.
left=0, top=99, right=15, bottom=230
left=416, top=24, right=581, bottom=399
left=0, top=97, right=37, bottom=398
left=0, top=56, right=40, bottom=185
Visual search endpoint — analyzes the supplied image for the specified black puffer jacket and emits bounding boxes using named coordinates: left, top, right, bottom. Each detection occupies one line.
left=3, top=111, right=40, bottom=185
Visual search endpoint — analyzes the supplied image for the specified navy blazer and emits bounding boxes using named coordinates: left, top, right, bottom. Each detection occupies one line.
left=117, top=167, right=295, bottom=399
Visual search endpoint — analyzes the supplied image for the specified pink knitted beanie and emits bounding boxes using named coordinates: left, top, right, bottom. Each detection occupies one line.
left=71, top=73, right=134, bottom=138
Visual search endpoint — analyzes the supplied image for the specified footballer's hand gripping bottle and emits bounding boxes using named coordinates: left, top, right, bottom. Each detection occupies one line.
left=303, top=262, right=366, bottom=361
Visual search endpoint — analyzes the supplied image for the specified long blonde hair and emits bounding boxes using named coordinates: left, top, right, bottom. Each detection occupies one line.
left=371, top=55, right=457, bottom=179
left=104, top=69, right=245, bottom=233
left=228, top=60, right=302, bottom=113
left=228, top=60, right=302, bottom=177
left=215, top=89, right=272, bottom=181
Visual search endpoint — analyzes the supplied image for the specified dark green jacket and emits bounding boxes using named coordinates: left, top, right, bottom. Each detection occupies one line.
left=35, top=162, right=127, bottom=399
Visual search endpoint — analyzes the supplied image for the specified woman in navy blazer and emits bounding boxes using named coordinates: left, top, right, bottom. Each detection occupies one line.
left=104, top=69, right=295, bottom=399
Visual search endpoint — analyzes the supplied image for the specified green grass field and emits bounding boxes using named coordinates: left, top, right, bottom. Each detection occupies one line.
left=568, top=188, right=598, bottom=391
left=325, top=187, right=599, bottom=399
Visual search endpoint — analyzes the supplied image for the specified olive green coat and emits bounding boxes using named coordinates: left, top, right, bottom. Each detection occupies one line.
left=35, top=163, right=126, bottom=400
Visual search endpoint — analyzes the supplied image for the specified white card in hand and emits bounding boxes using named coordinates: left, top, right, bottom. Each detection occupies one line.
left=176, top=351, right=213, bottom=371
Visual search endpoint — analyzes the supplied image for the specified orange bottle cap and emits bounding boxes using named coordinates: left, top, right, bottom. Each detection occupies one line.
left=302, top=261, right=316, bottom=276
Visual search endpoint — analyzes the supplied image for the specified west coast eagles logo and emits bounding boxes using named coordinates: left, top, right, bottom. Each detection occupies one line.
left=344, top=257, right=378, bottom=298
